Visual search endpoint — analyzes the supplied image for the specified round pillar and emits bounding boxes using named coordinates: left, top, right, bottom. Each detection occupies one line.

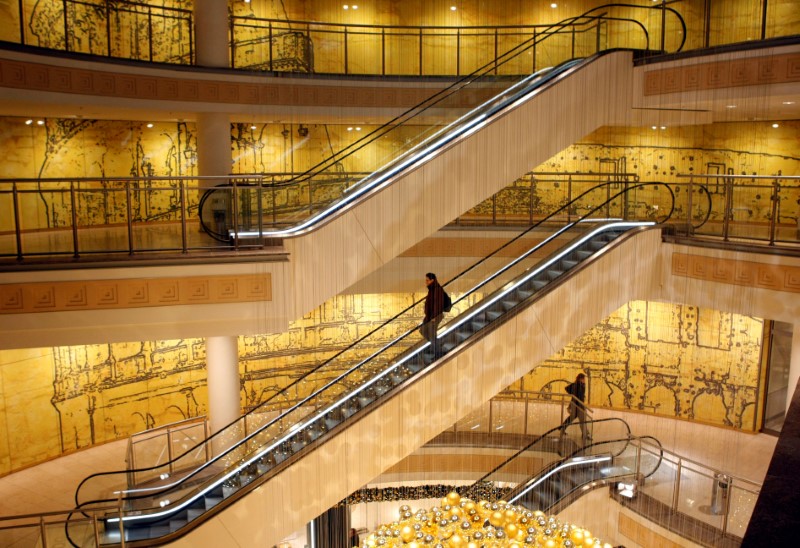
left=194, top=0, right=230, bottom=68
left=206, top=335, right=241, bottom=436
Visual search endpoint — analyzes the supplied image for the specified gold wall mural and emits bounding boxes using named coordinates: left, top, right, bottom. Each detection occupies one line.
left=1, top=117, right=798, bottom=236
left=507, top=300, right=765, bottom=431
left=0, top=293, right=765, bottom=476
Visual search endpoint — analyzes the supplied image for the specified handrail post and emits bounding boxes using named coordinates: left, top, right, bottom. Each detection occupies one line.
left=722, top=175, right=733, bottom=241
left=12, top=182, right=23, bottom=260
left=660, top=0, right=666, bottom=52
left=257, top=176, right=264, bottom=242
left=722, top=477, right=733, bottom=536
left=180, top=179, right=188, bottom=253
left=118, top=494, right=127, bottom=548
left=268, top=22, right=273, bottom=71
left=687, top=176, right=694, bottom=233
left=106, top=1, right=112, bottom=57
left=92, top=512, right=100, bottom=546
left=418, top=28, right=423, bottom=76
left=18, top=0, right=25, bottom=45
left=70, top=182, right=79, bottom=258
left=529, top=174, right=535, bottom=224
left=93, top=511, right=101, bottom=546
left=167, top=428, right=175, bottom=475
left=456, top=28, right=461, bottom=75
left=381, top=27, right=386, bottom=76
left=126, top=181, right=134, bottom=254
left=62, top=0, right=69, bottom=52
left=148, top=8, right=154, bottom=61
left=769, top=180, right=779, bottom=245
left=39, top=515, right=47, bottom=548
left=229, top=16, right=236, bottom=69
left=344, top=27, right=349, bottom=74
left=672, top=458, right=682, bottom=511
left=232, top=181, right=240, bottom=250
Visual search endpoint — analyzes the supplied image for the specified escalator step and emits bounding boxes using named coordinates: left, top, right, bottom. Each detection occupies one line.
left=562, top=259, right=578, bottom=270
left=532, top=280, right=548, bottom=290
left=576, top=250, right=592, bottom=260
left=547, top=269, right=563, bottom=280
left=169, top=519, right=188, bottom=533
left=486, top=310, right=503, bottom=321
left=187, top=509, right=204, bottom=521
left=205, top=496, right=223, bottom=510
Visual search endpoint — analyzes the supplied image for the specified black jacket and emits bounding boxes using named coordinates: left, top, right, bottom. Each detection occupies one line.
left=424, top=282, right=445, bottom=322
left=565, top=380, right=586, bottom=408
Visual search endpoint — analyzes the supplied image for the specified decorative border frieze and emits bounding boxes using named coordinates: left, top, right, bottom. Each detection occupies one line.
left=644, top=52, right=800, bottom=96
left=672, top=252, right=800, bottom=293
left=0, top=273, right=271, bottom=314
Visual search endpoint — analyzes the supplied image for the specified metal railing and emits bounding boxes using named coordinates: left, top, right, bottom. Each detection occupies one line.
left=126, top=416, right=210, bottom=488
left=3, top=1, right=692, bottom=75
left=679, top=174, right=800, bottom=247
left=3, top=172, right=797, bottom=265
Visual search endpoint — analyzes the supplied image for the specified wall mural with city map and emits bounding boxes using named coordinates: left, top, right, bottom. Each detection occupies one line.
left=0, top=117, right=791, bottom=475
left=0, top=297, right=765, bottom=476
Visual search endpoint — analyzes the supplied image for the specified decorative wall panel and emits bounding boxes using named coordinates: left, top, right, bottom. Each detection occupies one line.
left=672, top=252, right=800, bottom=293
left=0, top=273, right=272, bottom=315
left=643, top=52, right=800, bottom=95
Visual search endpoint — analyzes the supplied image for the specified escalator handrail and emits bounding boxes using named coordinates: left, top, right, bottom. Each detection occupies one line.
left=198, top=3, right=687, bottom=238
left=471, top=417, right=633, bottom=486
left=74, top=182, right=680, bottom=517
left=74, top=180, right=682, bottom=511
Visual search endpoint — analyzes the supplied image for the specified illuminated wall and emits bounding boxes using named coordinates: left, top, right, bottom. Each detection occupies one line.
left=1, top=1, right=798, bottom=74
left=1, top=117, right=798, bottom=234
left=0, top=295, right=766, bottom=476
left=509, top=301, right=766, bottom=430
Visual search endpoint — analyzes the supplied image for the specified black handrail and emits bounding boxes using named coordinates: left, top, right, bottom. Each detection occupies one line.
left=72, top=181, right=680, bottom=519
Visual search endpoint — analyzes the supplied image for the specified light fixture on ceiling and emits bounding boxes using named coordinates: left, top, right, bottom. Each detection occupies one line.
left=772, top=123, right=780, bottom=128
left=298, top=124, right=309, bottom=137
left=250, top=124, right=257, bottom=130
left=725, top=104, right=737, bottom=109
left=25, top=119, right=33, bottom=125
left=281, top=127, right=290, bottom=139
left=550, top=3, right=557, bottom=8
left=782, top=101, right=795, bottom=105
left=450, top=6, right=456, bottom=10
left=146, top=123, right=154, bottom=128
left=37, top=120, right=45, bottom=125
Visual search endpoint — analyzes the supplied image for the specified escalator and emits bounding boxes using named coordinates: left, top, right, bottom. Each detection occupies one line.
left=68, top=180, right=681, bottom=546
left=193, top=4, right=686, bottom=321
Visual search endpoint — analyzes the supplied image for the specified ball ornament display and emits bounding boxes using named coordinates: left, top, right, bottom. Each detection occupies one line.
left=363, top=492, right=611, bottom=548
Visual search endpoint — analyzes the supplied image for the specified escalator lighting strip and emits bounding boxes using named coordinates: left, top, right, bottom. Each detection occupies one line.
left=110, top=220, right=648, bottom=526
left=508, top=455, right=611, bottom=504
left=229, top=63, right=583, bottom=239
left=438, top=221, right=652, bottom=340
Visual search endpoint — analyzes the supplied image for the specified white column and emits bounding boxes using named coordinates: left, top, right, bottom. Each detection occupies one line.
left=787, top=323, right=800, bottom=411
left=206, top=335, right=241, bottom=436
left=196, top=112, right=231, bottom=177
left=194, top=0, right=230, bottom=68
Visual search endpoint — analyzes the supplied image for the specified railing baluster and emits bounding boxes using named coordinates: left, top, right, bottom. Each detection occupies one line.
left=70, top=182, right=79, bottom=258
left=180, top=179, right=188, bottom=253
left=126, top=181, right=134, bottom=254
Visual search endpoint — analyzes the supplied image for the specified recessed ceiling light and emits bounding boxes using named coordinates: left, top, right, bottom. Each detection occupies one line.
left=355, top=126, right=362, bottom=131
left=146, top=123, right=154, bottom=128
left=37, top=120, right=44, bottom=125
left=660, top=126, right=666, bottom=130
left=343, top=4, right=349, bottom=9
left=25, top=119, right=33, bottom=125
left=651, top=126, right=657, bottom=130
left=772, top=123, right=779, bottom=128
left=550, top=3, right=557, bottom=7
left=250, top=125, right=257, bottom=130
left=352, top=4, right=358, bottom=8
left=450, top=6, right=456, bottom=10
left=782, top=101, right=795, bottom=105
left=347, top=127, right=353, bottom=131
left=726, top=105, right=737, bottom=109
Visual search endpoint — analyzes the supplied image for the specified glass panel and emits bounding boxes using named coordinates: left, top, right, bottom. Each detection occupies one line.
left=346, top=29, right=385, bottom=75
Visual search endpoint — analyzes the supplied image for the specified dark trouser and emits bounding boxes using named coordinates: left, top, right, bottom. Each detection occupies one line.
left=560, top=402, right=588, bottom=440
left=419, top=314, right=443, bottom=349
